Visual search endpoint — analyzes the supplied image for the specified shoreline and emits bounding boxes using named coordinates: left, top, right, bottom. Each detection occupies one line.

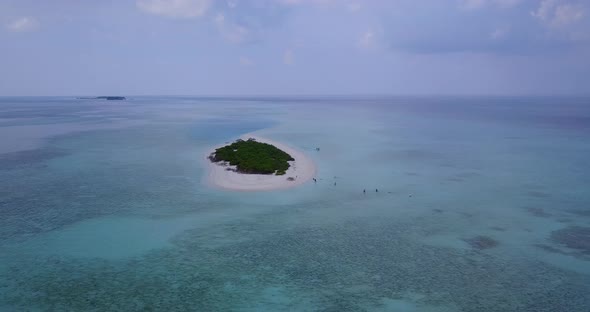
left=204, top=135, right=316, bottom=191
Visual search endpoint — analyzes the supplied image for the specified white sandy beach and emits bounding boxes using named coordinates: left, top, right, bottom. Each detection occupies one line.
left=205, top=135, right=316, bottom=191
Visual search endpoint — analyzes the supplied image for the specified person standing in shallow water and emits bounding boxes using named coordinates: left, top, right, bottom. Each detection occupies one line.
left=376, top=189, right=378, bottom=192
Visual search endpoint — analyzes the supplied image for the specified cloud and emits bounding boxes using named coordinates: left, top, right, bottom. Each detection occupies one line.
left=135, top=0, right=296, bottom=45
left=283, top=49, right=294, bottom=65
left=553, top=4, right=584, bottom=25
left=531, top=0, right=557, bottom=20
left=6, top=17, right=38, bottom=32
left=382, top=0, right=589, bottom=54
left=214, top=13, right=250, bottom=44
left=459, top=0, right=524, bottom=10
left=460, top=0, right=487, bottom=9
left=347, top=3, right=362, bottom=12
left=490, top=25, right=510, bottom=39
left=239, top=56, right=254, bottom=66
left=358, top=30, right=375, bottom=48
left=530, top=0, right=588, bottom=42
left=532, top=0, right=585, bottom=26
left=279, top=0, right=336, bottom=5
left=136, top=0, right=210, bottom=18
left=212, top=1, right=294, bottom=45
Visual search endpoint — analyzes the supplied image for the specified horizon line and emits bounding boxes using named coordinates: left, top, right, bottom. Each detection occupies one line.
left=1, top=93, right=590, bottom=98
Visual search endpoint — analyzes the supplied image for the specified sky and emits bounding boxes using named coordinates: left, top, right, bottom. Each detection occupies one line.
left=0, top=0, right=589, bottom=96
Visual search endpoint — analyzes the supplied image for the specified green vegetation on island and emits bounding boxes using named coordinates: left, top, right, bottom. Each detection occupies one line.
left=209, top=138, right=294, bottom=175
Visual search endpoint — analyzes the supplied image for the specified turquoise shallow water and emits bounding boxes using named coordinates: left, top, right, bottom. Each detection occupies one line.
left=0, top=96, right=589, bottom=311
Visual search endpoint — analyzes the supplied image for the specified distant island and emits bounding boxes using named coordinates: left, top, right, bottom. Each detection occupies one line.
left=209, top=138, right=294, bottom=175
left=78, top=96, right=126, bottom=100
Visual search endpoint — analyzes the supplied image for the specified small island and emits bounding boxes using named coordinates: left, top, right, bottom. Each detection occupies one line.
left=205, top=135, right=316, bottom=191
left=209, top=138, right=294, bottom=175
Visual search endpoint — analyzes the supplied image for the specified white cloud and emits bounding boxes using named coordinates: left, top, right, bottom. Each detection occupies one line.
left=358, top=30, right=375, bottom=48
left=283, top=49, right=294, bottom=65
left=279, top=0, right=301, bottom=4
left=239, top=56, right=253, bottom=66
left=137, top=0, right=292, bottom=44
left=280, top=0, right=344, bottom=8
left=553, top=4, right=584, bottom=25
left=280, top=0, right=332, bottom=5
left=490, top=25, right=510, bottom=39
left=494, top=0, right=524, bottom=8
left=460, top=0, right=523, bottom=10
left=214, top=13, right=250, bottom=44
left=214, top=13, right=225, bottom=24
left=136, top=0, right=210, bottom=18
left=347, top=3, right=362, bottom=12
left=461, top=0, right=486, bottom=9
left=531, top=0, right=559, bottom=20
left=6, top=17, right=38, bottom=32
left=532, top=0, right=585, bottom=27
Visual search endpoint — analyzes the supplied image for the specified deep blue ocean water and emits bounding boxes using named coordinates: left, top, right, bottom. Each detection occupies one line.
left=0, top=96, right=589, bottom=311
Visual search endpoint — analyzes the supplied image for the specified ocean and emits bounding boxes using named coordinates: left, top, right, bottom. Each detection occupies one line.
left=0, top=96, right=589, bottom=311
